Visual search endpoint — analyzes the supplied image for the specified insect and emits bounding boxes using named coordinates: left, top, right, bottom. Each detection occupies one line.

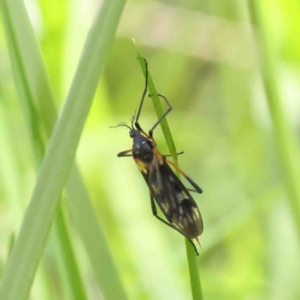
left=111, top=59, right=203, bottom=254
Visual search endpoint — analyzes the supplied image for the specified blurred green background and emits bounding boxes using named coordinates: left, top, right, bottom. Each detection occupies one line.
left=1, top=0, right=300, bottom=299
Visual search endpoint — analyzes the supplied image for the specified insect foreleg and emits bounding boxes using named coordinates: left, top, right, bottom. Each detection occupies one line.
left=135, top=58, right=148, bottom=128
left=148, top=93, right=172, bottom=137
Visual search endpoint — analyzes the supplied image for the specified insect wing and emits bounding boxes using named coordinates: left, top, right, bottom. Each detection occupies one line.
left=147, top=155, right=203, bottom=238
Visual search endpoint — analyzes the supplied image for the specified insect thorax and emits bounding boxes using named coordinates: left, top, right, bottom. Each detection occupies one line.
left=132, top=135, right=154, bottom=163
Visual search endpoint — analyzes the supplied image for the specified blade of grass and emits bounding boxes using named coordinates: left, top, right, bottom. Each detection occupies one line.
left=133, top=39, right=204, bottom=300
left=185, top=239, right=204, bottom=299
left=2, top=1, right=90, bottom=298
left=1, top=0, right=128, bottom=298
left=249, top=1, right=300, bottom=240
left=1, top=2, right=65, bottom=299
left=55, top=206, right=88, bottom=300
left=1, top=1, right=45, bottom=166
left=0, top=0, right=126, bottom=299
left=4, top=18, right=87, bottom=299
left=6, top=233, right=15, bottom=259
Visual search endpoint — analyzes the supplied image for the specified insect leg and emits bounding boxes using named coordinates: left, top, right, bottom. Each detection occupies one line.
left=148, top=94, right=172, bottom=138
left=117, top=149, right=132, bottom=157
left=187, top=188, right=202, bottom=195
left=165, top=159, right=203, bottom=193
left=135, top=58, right=148, bottom=129
left=188, top=239, right=199, bottom=256
left=163, top=151, right=184, bottom=157
left=150, top=195, right=199, bottom=255
left=150, top=195, right=178, bottom=230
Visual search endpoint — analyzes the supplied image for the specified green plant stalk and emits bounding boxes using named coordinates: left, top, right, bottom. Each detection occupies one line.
left=133, top=39, right=203, bottom=300
left=0, top=0, right=126, bottom=299
left=250, top=1, right=300, bottom=239
left=185, top=239, right=203, bottom=299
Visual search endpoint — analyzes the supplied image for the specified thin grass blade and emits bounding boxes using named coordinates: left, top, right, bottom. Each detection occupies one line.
left=0, top=0, right=127, bottom=299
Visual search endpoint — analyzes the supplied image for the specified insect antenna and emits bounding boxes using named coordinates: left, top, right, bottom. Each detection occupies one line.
left=110, top=121, right=132, bottom=131
left=130, top=111, right=136, bottom=129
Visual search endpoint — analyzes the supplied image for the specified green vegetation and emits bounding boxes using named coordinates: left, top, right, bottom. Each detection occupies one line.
left=0, top=0, right=300, bottom=299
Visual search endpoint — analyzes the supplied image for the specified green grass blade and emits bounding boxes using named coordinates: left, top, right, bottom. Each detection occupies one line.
left=1, top=0, right=128, bottom=298
left=0, top=1, right=45, bottom=165
left=55, top=207, right=88, bottom=300
left=185, top=239, right=204, bottom=300
left=133, top=40, right=204, bottom=300
left=0, top=0, right=126, bottom=299
left=2, top=4, right=88, bottom=296
left=250, top=1, right=300, bottom=239
left=6, top=233, right=15, bottom=259
left=65, top=166, right=129, bottom=299
left=0, top=0, right=57, bottom=133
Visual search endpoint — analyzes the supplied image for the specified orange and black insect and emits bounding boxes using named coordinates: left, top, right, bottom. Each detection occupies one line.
left=111, top=59, right=203, bottom=254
